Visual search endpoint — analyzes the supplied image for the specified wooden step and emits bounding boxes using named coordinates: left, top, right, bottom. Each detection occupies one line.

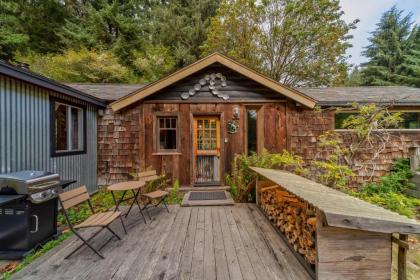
left=166, top=186, right=230, bottom=193
left=181, top=191, right=234, bottom=207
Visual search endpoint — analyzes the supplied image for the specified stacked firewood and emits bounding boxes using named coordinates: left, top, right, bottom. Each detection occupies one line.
left=260, top=185, right=317, bottom=265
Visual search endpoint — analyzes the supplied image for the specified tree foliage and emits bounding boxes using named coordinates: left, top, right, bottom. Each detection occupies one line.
left=0, top=1, right=29, bottom=60
left=202, top=0, right=357, bottom=86
left=360, top=6, right=420, bottom=87
left=17, top=49, right=135, bottom=83
left=0, top=0, right=219, bottom=83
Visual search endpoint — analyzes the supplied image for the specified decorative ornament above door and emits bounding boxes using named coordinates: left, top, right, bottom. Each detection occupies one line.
left=181, top=73, right=229, bottom=100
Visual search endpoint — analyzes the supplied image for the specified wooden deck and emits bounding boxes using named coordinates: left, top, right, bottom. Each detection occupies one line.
left=12, top=204, right=311, bottom=280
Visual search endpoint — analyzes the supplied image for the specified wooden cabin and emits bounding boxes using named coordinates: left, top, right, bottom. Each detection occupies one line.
left=95, top=53, right=316, bottom=186
left=67, top=53, right=420, bottom=187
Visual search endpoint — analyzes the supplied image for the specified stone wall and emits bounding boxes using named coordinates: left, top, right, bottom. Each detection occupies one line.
left=97, top=104, right=141, bottom=185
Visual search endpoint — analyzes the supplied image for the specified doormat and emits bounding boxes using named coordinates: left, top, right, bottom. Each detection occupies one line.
left=189, top=191, right=227, bottom=201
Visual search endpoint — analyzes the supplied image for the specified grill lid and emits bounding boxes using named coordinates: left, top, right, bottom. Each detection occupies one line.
left=0, top=170, right=60, bottom=195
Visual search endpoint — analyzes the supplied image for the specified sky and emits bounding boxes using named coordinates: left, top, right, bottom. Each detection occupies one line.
left=340, top=0, right=420, bottom=67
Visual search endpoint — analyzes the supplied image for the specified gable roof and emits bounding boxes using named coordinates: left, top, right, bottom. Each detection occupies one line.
left=300, top=86, right=420, bottom=107
left=66, top=83, right=145, bottom=102
left=0, top=60, right=106, bottom=107
left=110, top=53, right=317, bottom=111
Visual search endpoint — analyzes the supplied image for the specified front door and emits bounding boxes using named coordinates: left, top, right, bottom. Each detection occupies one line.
left=193, top=116, right=221, bottom=185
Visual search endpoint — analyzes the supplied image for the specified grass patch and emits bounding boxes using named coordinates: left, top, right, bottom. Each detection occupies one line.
left=166, top=180, right=183, bottom=205
left=1, top=232, right=72, bottom=280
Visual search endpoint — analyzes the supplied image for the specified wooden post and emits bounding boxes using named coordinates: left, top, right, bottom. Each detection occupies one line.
left=398, top=234, right=408, bottom=280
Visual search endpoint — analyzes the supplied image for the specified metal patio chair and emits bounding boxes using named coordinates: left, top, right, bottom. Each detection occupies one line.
left=58, top=186, right=127, bottom=259
left=138, top=170, right=170, bottom=216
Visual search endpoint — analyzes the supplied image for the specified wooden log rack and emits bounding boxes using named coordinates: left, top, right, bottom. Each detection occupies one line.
left=251, top=167, right=420, bottom=280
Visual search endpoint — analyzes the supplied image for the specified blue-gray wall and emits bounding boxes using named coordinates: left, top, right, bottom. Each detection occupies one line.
left=0, top=74, right=98, bottom=193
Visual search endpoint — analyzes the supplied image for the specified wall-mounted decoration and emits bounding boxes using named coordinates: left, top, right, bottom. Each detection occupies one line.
left=233, top=105, right=240, bottom=120
left=227, top=120, right=239, bottom=134
left=181, top=73, right=229, bottom=100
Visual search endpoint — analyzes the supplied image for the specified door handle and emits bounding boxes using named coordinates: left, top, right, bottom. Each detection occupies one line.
left=30, top=215, right=39, bottom=233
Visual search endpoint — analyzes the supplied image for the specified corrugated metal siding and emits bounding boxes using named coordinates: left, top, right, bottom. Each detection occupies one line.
left=0, top=75, right=98, bottom=193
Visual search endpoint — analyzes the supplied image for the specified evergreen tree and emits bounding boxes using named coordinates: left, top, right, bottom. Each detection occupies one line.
left=397, top=26, right=420, bottom=87
left=344, top=66, right=363, bottom=86
left=0, top=1, right=29, bottom=60
left=151, top=0, right=221, bottom=67
left=361, top=6, right=413, bottom=86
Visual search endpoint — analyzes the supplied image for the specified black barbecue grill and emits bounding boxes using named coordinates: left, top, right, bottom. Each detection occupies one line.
left=0, top=171, right=61, bottom=259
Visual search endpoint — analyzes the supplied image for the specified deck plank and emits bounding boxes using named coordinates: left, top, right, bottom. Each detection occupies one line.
left=211, top=207, right=230, bottom=280
left=149, top=207, right=191, bottom=280
left=11, top=204, right=309, bottom=280
left=231, top=205, right=272, bottom=280
left=111, top=208, right=176, bottom=280
left=218, top=207, right=243, bottom=280
left=203, top=207, right=216, bottom=280
left=191, top=207, right=205, bottom=279
left=234, top=204, right=286, bottom=280
left=246, top=204, right=312, bottom=280
left=224, top=207, right=257, bottom=280
left=178, top=207, right=199, bottom=280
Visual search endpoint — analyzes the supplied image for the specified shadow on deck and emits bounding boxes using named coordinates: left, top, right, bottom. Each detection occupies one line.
left=12, top=204, right=311, bottom=280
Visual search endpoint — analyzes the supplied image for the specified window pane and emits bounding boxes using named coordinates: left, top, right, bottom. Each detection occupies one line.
left=158, top=117, right=177, bottom=150
left=334, top=113, right=355, bottom=129
left=247, top=110, right=257, bottom=154
left=159, top=130, right=177, bottom=150
left=335, top=112, right=420, bottom=129
left=55, top=104, right=68, bottom=151
left=400, top=112, right=420, bottom=129
left=71, top=107, right=80, bottom=150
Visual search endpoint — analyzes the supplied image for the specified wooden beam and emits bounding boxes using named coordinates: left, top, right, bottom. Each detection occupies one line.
left=397, top=234, right=408, bottom=280
left=392, top=235, right=410, bottom=250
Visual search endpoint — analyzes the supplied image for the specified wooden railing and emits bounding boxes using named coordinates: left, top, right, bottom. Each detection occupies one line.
left=392, top=234, right=409, bottom=280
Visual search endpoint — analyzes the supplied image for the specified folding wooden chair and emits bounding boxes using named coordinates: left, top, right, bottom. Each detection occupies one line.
left=138, top=170, right=170, bottom=217
left=58, top=186, right=127, bottom=259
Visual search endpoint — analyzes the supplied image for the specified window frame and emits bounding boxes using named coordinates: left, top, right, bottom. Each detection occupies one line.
left=153, top=113, right=181, bottom=154
left=244, top=105, right=264, bottom=155
left=334, top=110, right=420, bottom=131
left=50, top=97, right=87, bottom=157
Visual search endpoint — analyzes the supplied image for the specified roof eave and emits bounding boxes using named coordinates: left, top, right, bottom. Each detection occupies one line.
left=0, top=62, right=106, bottom=107
left=111, top=53, right=316, bottom=111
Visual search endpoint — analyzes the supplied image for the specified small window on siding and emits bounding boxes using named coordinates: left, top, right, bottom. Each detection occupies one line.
left=52, top=100, right=85, bottom=156
left=157, top=116, right=178, bottom=151
left=247, top=109, right=257, bottom=154
left=335, top=112, right=420, bottom=129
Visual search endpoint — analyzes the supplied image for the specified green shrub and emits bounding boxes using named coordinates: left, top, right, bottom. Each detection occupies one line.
left=228, top=149, right=307, bottom=202
left=351, top=159, right=420, bottom=218
left=361, top=158, right=414, bottom=195
left=166, top=180, right=183, bottom=205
